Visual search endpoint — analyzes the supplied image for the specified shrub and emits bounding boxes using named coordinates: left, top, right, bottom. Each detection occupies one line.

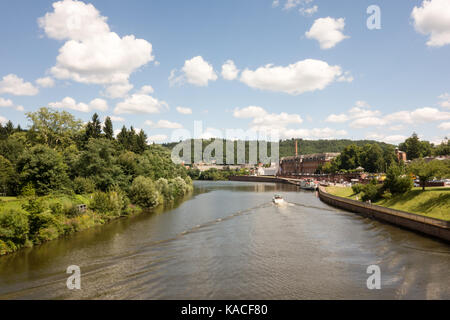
left=361, top=183, right=382, bottom=202
left=90, top=190, right=125, bottom=217
left=352, top=184, right=364, bottom=194
left=0, top=209, right=29, bottom=246
left=73, top=177, right=96, bottom=194
left=20, top=182, right=36, bottom=198
left=28, top=212, right=64, bottom=243
left=49, top=202, right=63, bottom=215
left=129, top=176, right=160, bottom=209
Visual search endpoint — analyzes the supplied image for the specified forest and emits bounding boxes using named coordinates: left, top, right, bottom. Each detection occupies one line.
left=0, top=108, right=192, bottom=255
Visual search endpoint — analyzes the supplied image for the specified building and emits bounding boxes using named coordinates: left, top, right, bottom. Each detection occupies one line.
left=395, top=148, right=407, bottom=162
left=279, top=153, right=340, bottom=176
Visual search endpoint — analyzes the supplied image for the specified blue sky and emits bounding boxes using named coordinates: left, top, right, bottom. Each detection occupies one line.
left=1, top=0, right=450, bottom=145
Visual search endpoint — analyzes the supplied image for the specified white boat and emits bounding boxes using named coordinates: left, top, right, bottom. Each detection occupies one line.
left=272, top=194, right=285, bottom=205
left=300, top=179, right=318, bottom=191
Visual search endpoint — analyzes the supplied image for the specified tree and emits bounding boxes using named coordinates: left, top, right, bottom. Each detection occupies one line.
left=0, top=155, right=18, bottom=195
left=339, top=145, right=361, bottom=170
left=408, top=159, right=446, bottom=191
left=434, top=138, right=449, bottom=156
left=135, top=129, right=148, bottom=154
left=26, top=108, right=82, bottom=149
left=399, top=133, right=432, bottom=160
left=16, top=145, right=69, bottom=195
left=360, top=144, right=384, bottom=173
left=103, top=117, right=114, bottom=140
left=129, top=176, right=160, bottom=208
left=383, top=163, right=412, bottom=194
left=85, top=113, right=102, bottom=140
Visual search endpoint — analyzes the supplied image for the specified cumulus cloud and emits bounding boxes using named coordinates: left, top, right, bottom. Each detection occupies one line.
left=0, top=115, right=7, bottom=124
left=305, top=17, right=349, bottom=49
left=283, top=127, right=347, bottom=140
left=104, top=83, right=134, bottom=99
left=49, top=97, right=108, bottom=113
left=36, top=77, right=55, bottom=88
left=114, top=93, right=168, bottom=114
left=176, top=106, right=192, bottom=115
left=0, top=74, right=39, bottom=96
left=147, top=134, right=168, bottom=143
left=327, top=101, right=450, bottom=130
left=438, top=122, right=450, bottom=130
left=145, top=120, right=183, bottom=129
left=221, top=60, right=240, bottom=80
left=107, top=116, right=125, bottom=122
left=300, top=5, right=318, bottom=16
left=138, top=85, right=154, bottom=95
left=233, top=106, right=303, bottom=133
left=240, top=59, right=346, bottom=95
left=438, top=93, right=450, bottom=108
left=39, top=0, right=154, bottom=91
left=411, top=0, right=450, bottom=47
left=170, top=56, right=218, bottom=87
left=0, top=97, right=13, bottom=107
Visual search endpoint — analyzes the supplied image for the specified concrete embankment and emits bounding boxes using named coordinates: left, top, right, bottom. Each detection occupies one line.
left=318, top=186, right=450, bottom=242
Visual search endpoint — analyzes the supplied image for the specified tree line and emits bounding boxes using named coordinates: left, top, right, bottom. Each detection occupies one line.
left=0, top=108, right=192, bottom=255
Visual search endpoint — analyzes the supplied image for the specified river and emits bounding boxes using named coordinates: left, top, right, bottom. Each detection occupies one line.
left=0, top=181, right=449, bottom=299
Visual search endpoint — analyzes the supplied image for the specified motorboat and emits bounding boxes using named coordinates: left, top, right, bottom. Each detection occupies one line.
left=272, top=194, right=285, bottom=205
left=300, top=179, right=318, bottom=191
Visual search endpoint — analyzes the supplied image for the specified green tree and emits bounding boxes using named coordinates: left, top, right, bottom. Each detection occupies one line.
left=399, top=133, right=432, bottom=160
left=103, top=116, right=114, bottom=140
left=129, top=176, right=160, bottom=208
left=360, top=144, right=384, bottom=173
left=17, top=145, right=69, bottom=195
left=434, top=138, right=449, bottom=156
left=383, top=163, right=412, bottom=194
left=85, top=113, right=102, bottom=140
left=408, top=159, right=446, bottom=191
left=0, top=155, right=18, bottom=195
left=26, top=108, right=82, bottom=149
left=339, top=145, right=361, bottom=171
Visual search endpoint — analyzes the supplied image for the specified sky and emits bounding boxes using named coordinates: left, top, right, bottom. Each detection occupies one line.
left=0, top=0, right=450, bottom=145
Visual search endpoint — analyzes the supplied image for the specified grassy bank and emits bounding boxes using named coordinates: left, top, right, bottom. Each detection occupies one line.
left=326, top=186, right=450, bottom=221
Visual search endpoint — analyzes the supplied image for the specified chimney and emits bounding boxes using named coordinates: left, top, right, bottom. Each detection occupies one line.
left=295, top=140, right=298, bottom=157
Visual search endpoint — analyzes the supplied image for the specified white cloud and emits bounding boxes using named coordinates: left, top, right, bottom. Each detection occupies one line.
left=114, top=93, right=168, bottom=115
left=104, top=83, right=134, bottom=99
left=284, top=0, right=301, bottom=10
left=48, top=97, right=109, bottom=113
left=0, top=116, right=7, bottom=124
left=438, top=122, right=450, bottom=130
left=305, top=17, right=349, bottom=49
left=240, top=59, right=345, bottom=95
left=325, top=114, right=349, bottom=123
left=221, top=60, right=240, bottom=80
left=0, top=97, right=13, bottom=107
left=438, top=93, right=450, bottom=108
left=176, top=106, right=192, bottom=115
left=0, top=74, right=39, bottom=96
left=36, top=77, right=55, bottom=88
left=138, top=85, right=154, bottom=95
left=39, top=0, right=154, bottom=88
left=383, top=135, right=408, bottom=144
left=174, top=56, right=218, bottom=87
left=107, top=116, right=125, bottom=122
left=146, top=120, right=183, bottom=129
left=350, top=117, right=387, bottom=129
left=300, top=5, right=318, bottom=16
left=412, top=0, right=450, bottom=47
left=410, top=107, right=450, bottom=123
left=147, top=134, right=168, bottom=143
left=283, top=127, right=347, bottom=140
left=272, top=0, right=280, bottom=8
left=15, top=105, right=25, bottom=112
left=233, top=106, right=303, bottom=133
left=233, top=106, right=267, bottom=118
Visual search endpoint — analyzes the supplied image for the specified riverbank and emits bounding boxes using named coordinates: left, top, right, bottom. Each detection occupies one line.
left=326, top=186, right=450, bottom=221
left=0, top=182, right=193, bottom=256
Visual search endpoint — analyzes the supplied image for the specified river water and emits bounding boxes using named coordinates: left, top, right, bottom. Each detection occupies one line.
left=0, top=181, right=449, bottom=299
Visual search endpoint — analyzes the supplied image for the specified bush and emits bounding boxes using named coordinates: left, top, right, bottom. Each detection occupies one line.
left=361, top=183, right=382, bottom=202
left=0, top=209, right=29, bottom=246
left=49, top=202, right=63, bottom=215
left=28, top=212, right=64, bottom=243
left=73, top=177, right=96, bottom=194
left=90, top=190, right=125, bottom=217
left=20, top=182, right=36, bottom=198
left=129, top=176, right=160, bottom=209
left=352, top=184, right=364, bottom=194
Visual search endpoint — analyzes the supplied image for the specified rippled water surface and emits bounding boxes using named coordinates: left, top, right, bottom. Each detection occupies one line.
left=0, top=181, right=449, bottom=299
